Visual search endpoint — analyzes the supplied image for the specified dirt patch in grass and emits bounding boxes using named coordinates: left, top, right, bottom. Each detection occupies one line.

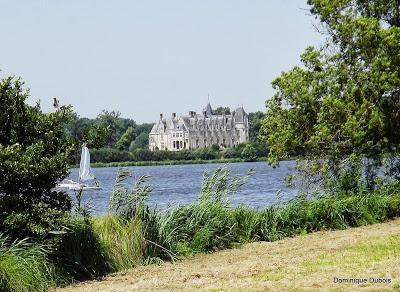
left=56, top=219, right=400, bottom=291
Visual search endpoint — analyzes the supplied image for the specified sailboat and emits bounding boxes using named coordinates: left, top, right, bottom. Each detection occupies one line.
left=56, top=143, right=102, bottom=191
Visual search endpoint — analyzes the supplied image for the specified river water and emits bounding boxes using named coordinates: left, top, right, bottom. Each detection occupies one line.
left=67, top=161, right=297, bottom=215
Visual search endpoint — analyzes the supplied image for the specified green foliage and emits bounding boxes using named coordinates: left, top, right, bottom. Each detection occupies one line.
left=116, top=126, right=136, bottom=151
left=0, top=234, right=58, bottom=292
left=241, top=143, right=258, bottom=162
left=161, top=201, right=235, bottom=254
left=129, top=132, right=149, bottom=151
left=248, top=111, right=265, bottom=142
left=0, top=76, right=75, bottom=239
left=67, top=110, right=137, bottom=149
left=159, top=167, right=254, bottom=254
left=221, top=147, right=238, bottom=158
left=90, top=157, right=244, bottom=167
left=90, top=148, right=132, bottom=163
left=259, top=0, right=400, bottom=194
left=131, top=148, right=154, bottom=161
left=93, top=215, right=144, bottom=271
left=107, top=168, right=171, bottom=261
left=194, top=147, right=218, bottom=160
left=109, top=168, right=151, bottom=219
left=96, top=110, right=134, bottom=147
left=213, top=106, right=231, bottom=115
left=199, top=167, right=254, bottom=203
left=231, top=206, right=261, bottom=242
left=54, top=216, right=113, bottom=280
left=88, top=144, right=267, bottom=164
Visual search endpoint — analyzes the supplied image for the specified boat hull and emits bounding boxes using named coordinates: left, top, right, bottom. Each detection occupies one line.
left=56, top=180, right=102, bottom=191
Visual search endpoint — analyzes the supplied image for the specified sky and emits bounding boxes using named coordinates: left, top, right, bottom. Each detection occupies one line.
left=0, top=0, right=323, bottom=123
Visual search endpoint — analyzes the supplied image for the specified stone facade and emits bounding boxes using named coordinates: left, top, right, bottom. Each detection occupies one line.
left=149, top=103, right=249, bottom=151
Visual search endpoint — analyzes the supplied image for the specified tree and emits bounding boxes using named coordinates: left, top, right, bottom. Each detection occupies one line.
left=95, top=110, right=122, bottom=147
left=241, top=144, right=258, bottom=162
left=116, top=126, right=136, bottom=151
left=222, top=147, right=239, bottom=159
left=214, top=107, right=231, bottom=115
left=129, top=132, right=149, bottom=151
left=135, top=123, right=153, bottom=136
left=65, top=114, right=95, bottom=140
left=248, top=111, right=265, bottom=142
left=0, top=76, right=75, bottom=239
left=259, top=0, right=400, bottom=194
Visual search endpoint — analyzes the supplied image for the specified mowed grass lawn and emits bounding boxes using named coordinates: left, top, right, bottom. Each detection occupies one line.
left=58, top=219, right=400, bottom=291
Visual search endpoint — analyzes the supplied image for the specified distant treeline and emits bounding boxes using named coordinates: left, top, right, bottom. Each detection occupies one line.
left=89, top=142, right=268, bottom=164
left=67, top=109, right=267, bottom=164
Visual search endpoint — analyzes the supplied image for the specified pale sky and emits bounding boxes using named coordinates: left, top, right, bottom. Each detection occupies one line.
left=0, top=0, right=322, bottom=123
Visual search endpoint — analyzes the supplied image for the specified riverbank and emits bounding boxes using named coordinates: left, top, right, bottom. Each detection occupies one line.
left=80, top=157, right=268, bottom=168
left=57, top=218, right=400, bottom=291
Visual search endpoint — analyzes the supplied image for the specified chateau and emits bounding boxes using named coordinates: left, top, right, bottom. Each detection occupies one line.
left=149, top=103, right=249, bottom=151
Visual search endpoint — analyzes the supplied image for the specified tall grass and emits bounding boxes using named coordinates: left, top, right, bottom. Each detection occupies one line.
left=157, top=168, right=400, bottom=256
left=159, top=167, right=255, bottom=255
left=0, top=234, right=56, bottom=292
left=54, top=216, right=113, bottom=280
left=93, top=215, right=144, bottom=271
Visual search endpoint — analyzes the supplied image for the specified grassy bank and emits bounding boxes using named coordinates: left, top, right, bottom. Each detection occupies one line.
left=74, top=157, right=268, bottom=168
left=57, top=219, right=400, bottom=291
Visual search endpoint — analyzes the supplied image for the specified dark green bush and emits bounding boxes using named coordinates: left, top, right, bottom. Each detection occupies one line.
left=90, top=148, right=132, bottom=163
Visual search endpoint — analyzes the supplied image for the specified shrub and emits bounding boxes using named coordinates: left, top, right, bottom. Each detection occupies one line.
left=241, top=143, right=258, bottom=162
left=222, top=147, right=239, bottom=159
left=0, top=76, right=75, bottom=240
left=90, top=148, right=132, bottom=163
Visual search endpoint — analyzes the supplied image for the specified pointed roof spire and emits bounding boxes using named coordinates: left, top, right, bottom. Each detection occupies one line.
left=204, top=95, right=213, bottom=117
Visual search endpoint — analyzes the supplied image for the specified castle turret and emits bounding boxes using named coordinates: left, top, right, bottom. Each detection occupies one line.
left=233, top=107, right=248, bottom=143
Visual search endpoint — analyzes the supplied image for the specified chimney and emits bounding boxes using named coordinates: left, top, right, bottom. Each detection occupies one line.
left=160, top=113, right=163, bottom=120
left=172, top=113, right=177, bottom=118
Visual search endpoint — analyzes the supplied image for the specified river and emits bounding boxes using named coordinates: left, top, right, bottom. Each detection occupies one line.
left=67, top=161, right=297, bottom=215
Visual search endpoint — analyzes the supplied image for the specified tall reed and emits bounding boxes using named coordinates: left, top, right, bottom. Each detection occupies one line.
left=93, top=215, right=144, bottom=271
left=0, top=234, right=56, bottom=292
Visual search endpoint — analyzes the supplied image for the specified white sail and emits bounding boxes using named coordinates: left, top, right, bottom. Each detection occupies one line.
left=79, top=143, right=95, bottom=182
